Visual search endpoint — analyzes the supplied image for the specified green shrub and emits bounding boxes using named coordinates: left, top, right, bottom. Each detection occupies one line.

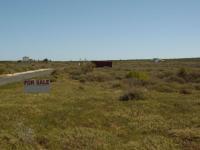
left=119, top=88, right=147, bottom=101
left=122, top=78, right=150, bottom=88
left=126, top=71, right=149, bottom=81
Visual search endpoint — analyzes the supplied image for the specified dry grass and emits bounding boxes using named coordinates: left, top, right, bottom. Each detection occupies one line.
left=0, top=58, right=200, bottom=149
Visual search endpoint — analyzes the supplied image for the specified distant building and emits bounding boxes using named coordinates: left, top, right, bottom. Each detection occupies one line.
left=153, top=58, right=165, bottom=63
left=92, top=61, right=112, bottom=68
left=22, top=56, right=30, bottom=62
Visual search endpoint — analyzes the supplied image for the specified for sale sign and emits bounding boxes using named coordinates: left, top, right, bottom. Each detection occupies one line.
left=24, top=79, right=50, bottom=93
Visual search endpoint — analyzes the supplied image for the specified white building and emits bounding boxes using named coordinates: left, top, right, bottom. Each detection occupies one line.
left=153, top=58, right=165, bottom=63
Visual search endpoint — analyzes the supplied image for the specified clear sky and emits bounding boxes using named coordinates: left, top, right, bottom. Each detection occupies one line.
left=0, top=0, right=200, bottom=60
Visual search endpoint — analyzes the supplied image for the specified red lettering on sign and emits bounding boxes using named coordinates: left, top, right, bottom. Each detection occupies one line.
left=24, top=80, right=34, bottom=85
left=24, top=80, right=50, bottom=86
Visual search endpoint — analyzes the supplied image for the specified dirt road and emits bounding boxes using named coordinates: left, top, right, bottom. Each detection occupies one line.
left=0, top=68, right=54, bottom=86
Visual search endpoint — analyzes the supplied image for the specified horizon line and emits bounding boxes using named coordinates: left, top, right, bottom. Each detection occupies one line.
left=0, top=57, right=200, bottom=62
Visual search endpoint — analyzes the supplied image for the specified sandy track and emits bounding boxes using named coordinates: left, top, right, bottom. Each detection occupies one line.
left=0, top=68, right=54, bottom=86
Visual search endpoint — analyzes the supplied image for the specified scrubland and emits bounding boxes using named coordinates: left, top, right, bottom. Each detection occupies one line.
left=0, top=59, right=199, bottom=149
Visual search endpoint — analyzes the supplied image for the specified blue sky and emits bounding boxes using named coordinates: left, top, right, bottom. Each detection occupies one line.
left=0, top=0, right=200, bottom=60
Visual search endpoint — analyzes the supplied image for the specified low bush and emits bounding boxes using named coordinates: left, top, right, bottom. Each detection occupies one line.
left=81, top=72, right=112, bottom=82
left=169, top=128, right=200, bottom=142
left=69, top=62, right=95, bottom=81
left=50, top=70, right=59, bottom=82
left=122, top=78, right=150, bottom=88
left=176, top=68, right=200, bottom=83
left=179, top=88, right=192, bottom=95
left=0, top=68, right=6, bottom=75
left=70, top=70, right=81, bottom=78
left=126, top=71, right=149, bottom=81
left=194, top=84, right=200, bottom=90
left=112, top=82, right=122, bottom=88
left=153, top=83, right=176, bottom=93
left=79, top=78, right=86, bottom=83
left=165, top=75, right=185, bottom=84
left=80, top=62, right=95, bottom=74
left=78, top=85, right=85, bottom=90
left=160, top=68, right=200, bottom=84
left=177, top=68, right=188, bottom=78
left=157, top=71, right=174, bottom=79
left=119, top=88, right=147, bottom=101
left=186, top=71, right=200, bottom=83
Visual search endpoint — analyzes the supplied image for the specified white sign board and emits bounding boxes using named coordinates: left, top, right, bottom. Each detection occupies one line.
left=24, top=79, right=50, bottom=93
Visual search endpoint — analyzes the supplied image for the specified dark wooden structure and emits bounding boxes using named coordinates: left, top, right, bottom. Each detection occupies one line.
left=92, top=61, right=112, bottom=68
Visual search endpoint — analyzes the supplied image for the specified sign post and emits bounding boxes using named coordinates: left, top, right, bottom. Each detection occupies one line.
left=24, top=79, right=50, bottom=93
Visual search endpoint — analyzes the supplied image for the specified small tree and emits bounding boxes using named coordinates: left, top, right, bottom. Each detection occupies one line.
left=43, top=58, right=49, bottom=63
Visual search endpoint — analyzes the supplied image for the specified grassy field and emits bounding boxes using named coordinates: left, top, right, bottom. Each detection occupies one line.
left=0, top=59, right=200, bottom=149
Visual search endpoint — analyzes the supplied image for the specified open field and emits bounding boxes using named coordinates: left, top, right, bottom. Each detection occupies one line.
left=0, top=59, right=200, bottom=149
